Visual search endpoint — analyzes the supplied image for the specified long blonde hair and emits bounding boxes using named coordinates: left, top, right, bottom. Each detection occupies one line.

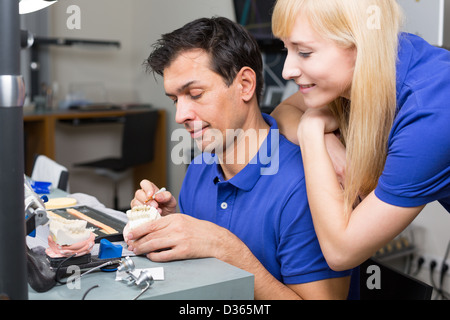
left=272, top=0, right=403, bottom=214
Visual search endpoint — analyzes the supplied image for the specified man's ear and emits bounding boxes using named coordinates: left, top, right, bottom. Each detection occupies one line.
left=237, top=67, right=257, bottom=102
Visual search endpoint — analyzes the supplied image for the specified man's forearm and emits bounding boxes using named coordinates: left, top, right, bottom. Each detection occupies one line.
left=214, top=228, right=302, bottom=300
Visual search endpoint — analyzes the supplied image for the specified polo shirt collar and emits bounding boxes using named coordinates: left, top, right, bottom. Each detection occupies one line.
left=213, top=113, right=279, bottom=191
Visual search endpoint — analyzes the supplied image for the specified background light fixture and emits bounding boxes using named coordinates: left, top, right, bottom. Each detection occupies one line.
left=19, top=0, right=57, bottom=15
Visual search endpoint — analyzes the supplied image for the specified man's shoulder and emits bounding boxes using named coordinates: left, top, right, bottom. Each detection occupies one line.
left=186, top=137, right=305, bottom=176
left=254, top=133, right=306, bottom=197
left=277, top=134, right=305, bottom=175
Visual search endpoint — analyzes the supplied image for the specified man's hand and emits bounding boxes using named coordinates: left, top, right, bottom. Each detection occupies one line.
left=130, top=179, right=177, bottom=216
left=125, top=213, right=230, bottom=262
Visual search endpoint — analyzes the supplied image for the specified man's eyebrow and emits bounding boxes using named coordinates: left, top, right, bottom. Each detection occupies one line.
left=165, top=80, right=197, bottom=97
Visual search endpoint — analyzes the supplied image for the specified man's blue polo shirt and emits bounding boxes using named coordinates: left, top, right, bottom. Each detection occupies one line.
left=375, top=33, right=450, bottom=212
left=179, top=113, right=352, bottom=285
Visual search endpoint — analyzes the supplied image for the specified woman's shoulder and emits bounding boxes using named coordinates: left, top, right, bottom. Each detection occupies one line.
left=396, top=33, right=450, bottom=114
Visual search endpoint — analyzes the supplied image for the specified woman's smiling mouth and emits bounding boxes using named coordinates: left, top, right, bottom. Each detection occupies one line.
left=298, top=83, right=316, bottom=93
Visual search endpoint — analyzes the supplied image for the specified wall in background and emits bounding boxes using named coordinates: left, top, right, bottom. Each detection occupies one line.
left=48, top=0, right=235, bottom=209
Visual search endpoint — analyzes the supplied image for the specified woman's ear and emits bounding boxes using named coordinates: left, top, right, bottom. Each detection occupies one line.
left=237, top=67, right=257, bottom=102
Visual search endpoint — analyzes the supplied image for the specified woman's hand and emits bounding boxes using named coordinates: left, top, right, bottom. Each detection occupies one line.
left=324, top=133, right=346, bottom=189
left=298, top=107, right=345, bottom=187
left=297, top=106, right=339, bottom=137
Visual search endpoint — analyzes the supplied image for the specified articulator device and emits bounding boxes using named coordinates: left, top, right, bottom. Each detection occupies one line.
left=25, top=177, right=49, bottom=238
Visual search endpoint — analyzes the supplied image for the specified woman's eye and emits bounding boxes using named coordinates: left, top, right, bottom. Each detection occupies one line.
left=298, top=52, right=312, bottom=58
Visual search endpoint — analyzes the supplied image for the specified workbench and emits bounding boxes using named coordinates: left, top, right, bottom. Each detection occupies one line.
left=28, top=255, right=254, bottom=300
left=26, top=187, right=254, bottom=300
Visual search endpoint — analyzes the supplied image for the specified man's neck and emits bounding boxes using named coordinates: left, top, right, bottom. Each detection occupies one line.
left=218, top=111, right=270, bottom=180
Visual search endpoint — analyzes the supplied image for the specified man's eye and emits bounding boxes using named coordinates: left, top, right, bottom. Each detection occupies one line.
left=190, top=93, right=202, bottom=100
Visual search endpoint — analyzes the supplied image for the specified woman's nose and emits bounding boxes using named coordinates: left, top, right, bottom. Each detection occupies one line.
left=282, top=52, right=302, bottom=80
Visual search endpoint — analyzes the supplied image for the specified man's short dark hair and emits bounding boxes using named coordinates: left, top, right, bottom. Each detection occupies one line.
left=145, top=16, right=264, bottom=104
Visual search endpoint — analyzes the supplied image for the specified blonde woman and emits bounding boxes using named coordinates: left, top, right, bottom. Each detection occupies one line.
left=271, top=0, right=450, bottom=271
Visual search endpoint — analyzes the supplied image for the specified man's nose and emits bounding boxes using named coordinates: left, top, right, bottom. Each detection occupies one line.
left=175, top=98, right=195, bottom=124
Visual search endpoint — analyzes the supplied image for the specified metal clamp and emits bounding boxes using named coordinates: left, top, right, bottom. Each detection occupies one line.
left=117, top=256, right=154, bottom=300
left=24, top=177, right=49, bottom=235
left=0, top=75, right=26, bottom=107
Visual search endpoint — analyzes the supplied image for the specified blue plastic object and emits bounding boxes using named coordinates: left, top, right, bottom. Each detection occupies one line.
left=31, top=180, right=52, bottom=194
left=98, top=239, right=123, bottom=260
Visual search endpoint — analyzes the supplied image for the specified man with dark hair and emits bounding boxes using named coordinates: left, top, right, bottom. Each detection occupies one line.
left=146, top=17, right=264, bottom=104
left=126, top=17, right=353, bottom=299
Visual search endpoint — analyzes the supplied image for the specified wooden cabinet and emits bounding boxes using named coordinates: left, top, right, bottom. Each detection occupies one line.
left=23, top=108, right=167, bottom=191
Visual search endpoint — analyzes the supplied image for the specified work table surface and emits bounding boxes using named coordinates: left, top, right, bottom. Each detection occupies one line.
left=28, top=255, right=254, bottom=300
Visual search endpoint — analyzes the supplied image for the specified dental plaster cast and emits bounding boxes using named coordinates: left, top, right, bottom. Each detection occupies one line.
left=45, top=215, right=95, bottom=258
left=123, top=205, right=161, bottom=240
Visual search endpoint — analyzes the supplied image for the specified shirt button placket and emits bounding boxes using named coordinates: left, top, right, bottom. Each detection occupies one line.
left=216, top=183, right=234, bottom=228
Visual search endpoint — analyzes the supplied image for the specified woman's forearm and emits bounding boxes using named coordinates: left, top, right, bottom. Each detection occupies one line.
left=297, top=117, right=352, bottom=268
left=297, top=113, right=424, bottom=271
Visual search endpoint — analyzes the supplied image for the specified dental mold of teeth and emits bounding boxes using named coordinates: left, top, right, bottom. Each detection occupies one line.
left=48, top=214, right=93, bottom=246
left=45, top=214, right=95, bottom=258
left=123, top=205, right=161, bottom=240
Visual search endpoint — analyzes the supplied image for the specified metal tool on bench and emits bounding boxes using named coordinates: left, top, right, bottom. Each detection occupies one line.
left=24, top=176, right=49, bottom=236
left=117, top=256, right=154, bottom=300
left=24, top=176, right=56, bottom=292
